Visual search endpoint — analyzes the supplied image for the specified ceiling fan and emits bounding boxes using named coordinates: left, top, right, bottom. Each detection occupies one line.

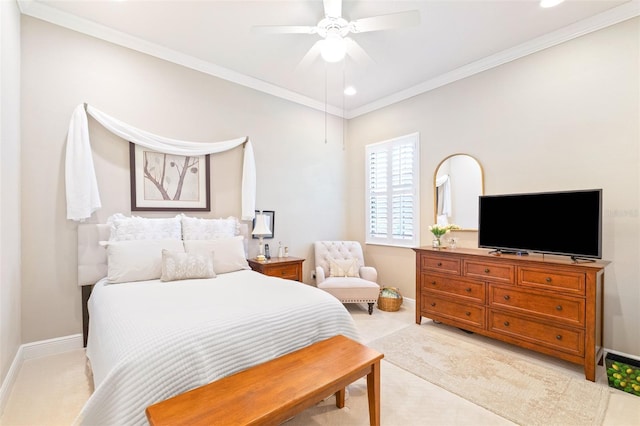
left=253, top=0, right=420, bottom=67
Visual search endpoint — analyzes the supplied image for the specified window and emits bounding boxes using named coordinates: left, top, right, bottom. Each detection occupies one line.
left=365, top=133, right=420, bottom=247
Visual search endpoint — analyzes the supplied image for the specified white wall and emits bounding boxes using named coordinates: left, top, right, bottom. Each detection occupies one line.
left=16, top=13, right=640, bottom=358
left=20, top=16, right=347, bottom=343
left=347, top=18, right=640, bottom=356
left=0, top=0, right=22, bottom=388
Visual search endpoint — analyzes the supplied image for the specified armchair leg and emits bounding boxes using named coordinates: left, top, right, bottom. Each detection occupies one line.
left=368, top=303, right=374, bottom=315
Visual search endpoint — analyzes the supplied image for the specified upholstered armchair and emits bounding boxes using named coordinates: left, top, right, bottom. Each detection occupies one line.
left=314, top=241, right=380, bottom=315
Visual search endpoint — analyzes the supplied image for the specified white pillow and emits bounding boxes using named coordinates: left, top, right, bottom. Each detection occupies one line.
left=328, top=257, right=360, bottom=278
left=107, top=213, right=182, bottom=241
left=184, top=236, right=249, bottom=274
left=106, top=239, right=185, bottom=283
left=181, top=215, right=239, bottom=240
left=161, top=249, right=216, bottom=282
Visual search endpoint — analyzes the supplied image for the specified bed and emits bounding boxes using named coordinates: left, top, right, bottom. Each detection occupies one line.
left=75, top=215, right=359, bottom=425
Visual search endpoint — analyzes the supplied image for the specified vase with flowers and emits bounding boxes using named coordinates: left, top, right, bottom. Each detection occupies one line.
left=428, top=224, right=460, bottom=248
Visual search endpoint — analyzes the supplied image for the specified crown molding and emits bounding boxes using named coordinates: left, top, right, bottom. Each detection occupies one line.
left=16, top=0, right=346, bottom=118
left=18, top=0, right=640, bottom=120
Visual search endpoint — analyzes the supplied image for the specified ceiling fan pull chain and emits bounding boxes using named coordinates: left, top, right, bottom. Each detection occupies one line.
left=324, top=63, right=328, bottom=144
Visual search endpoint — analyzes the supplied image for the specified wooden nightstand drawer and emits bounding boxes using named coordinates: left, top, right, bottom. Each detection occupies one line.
left=421, top=274, right=486, bottom=304
left=266, top=264, right=300, bottom=280
left=247, top=257, right=304, bottom=282
left=489, top=311, right=584, bottom=356
left=489, top=285, right=584, bottom=327
left=464, top=261, right=515, bottom=284
left=519, top=268, right=585, bottom=295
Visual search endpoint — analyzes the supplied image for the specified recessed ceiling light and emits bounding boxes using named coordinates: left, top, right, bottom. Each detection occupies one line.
left=344, top=86, right=357, bottom=96
left=540, top=0, right=564, bottom=8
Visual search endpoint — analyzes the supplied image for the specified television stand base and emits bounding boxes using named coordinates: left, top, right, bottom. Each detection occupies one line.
left=489, top=249, right=529, bottom=256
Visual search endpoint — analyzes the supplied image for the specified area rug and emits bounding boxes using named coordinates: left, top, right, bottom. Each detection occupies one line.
left=368, top=324, right=610, bottom=426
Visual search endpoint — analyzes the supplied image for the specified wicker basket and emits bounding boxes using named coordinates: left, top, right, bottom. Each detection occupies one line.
left=377, top=287, right=403, bottom=312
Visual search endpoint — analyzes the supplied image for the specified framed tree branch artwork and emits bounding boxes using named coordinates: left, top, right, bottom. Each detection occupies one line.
left=129, top=143, right=210, bottom=211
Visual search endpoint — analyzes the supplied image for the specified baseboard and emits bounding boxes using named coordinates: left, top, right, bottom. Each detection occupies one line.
left=604, top=347, right=640, bottom=363
left=402, top=296, right=416, bottom=307
left=21, top=334, right=83, bottom=360
left=0, top=334, right=83, bottom=416
left=0, top=345, right=24, bottom=416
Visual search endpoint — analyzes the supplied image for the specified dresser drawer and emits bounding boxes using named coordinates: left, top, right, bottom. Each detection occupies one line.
left=421, top=274, right=486, bottom=304
left=489, top=311, right=584, bottom=356
left=421, top=255, right=461, bottom=275
left=489, top=285, right=584, bottom=327
left=422, top=295, right=485, bottom=328
left=518, top=268, right=585, bottom=295
left=266, top=264, right=300, bottom=280
left=464, top=261, right=515, bottom=284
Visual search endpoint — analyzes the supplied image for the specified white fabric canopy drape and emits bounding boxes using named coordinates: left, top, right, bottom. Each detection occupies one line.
left=65, top=104, right=255, bottom=221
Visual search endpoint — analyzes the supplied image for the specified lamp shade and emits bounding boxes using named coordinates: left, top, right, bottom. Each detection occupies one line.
left=252, top=213, right=271, bottom=236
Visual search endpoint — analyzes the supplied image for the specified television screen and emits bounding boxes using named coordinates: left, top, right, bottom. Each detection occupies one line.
left=478, top=189, right=602, bottom=259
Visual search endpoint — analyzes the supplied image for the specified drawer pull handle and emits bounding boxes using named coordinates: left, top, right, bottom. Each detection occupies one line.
left=465, top=311, right=471, bottom=316
left=503, top=295, right=510, bottom=301
left=437, top=262, right=443, bottom=267
left=503, top=321, right=510, bottom=327
left=431, top=302, right=436, bottom=307
left=484, top=268, right=490, bottom=273
left=546, top=277, right=552, bottom=283
left=431, top=281, right=437, bottom=285
left=465, top=288, right=472, bottom=292
left=556, top=335, right=562, bottom=340
left=556, top=305, right=563, bottom=311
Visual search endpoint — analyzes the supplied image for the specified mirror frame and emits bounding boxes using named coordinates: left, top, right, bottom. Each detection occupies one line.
left=433, top=153, right=485, bottom=231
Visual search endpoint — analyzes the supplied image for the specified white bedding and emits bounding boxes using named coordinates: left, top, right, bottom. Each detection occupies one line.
left=77, top=270, right=359, bottom=425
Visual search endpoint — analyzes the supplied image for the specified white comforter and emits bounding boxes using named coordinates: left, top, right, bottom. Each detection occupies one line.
left=76, top=270, right=359, bottom=425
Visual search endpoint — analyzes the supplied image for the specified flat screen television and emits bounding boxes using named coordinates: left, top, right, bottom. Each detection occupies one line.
left=478, top=189, right=602, bottom=260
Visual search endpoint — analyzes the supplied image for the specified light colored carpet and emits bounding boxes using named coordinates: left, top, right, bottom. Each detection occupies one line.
left=368, top=323, right=610, bottom=426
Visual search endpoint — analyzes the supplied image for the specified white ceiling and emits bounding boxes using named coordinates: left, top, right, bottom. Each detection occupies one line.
left=18, top=0, right=639, bottom=118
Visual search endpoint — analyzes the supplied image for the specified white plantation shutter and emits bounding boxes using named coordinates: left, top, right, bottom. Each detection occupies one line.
left=365, top=133, right=419, bottom=247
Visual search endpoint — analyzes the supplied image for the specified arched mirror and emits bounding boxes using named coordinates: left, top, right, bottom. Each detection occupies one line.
left=434, top=154, right=484, bottom=230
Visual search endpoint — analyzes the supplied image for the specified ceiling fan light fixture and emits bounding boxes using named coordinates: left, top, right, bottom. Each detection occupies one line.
left=320, top=34, right=346, bottom=62
left=344, top=86, right=357, bottom=96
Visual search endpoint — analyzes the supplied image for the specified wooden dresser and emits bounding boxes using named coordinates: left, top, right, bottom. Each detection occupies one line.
left=414, top=247, right=608, bottom=381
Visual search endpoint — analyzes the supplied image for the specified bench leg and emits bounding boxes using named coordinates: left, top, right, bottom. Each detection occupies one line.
left=368, top=303, right=374, bottom=315
left=366, top=360, right=381, bottom=426
left=335, top=388, right=345, bottom=408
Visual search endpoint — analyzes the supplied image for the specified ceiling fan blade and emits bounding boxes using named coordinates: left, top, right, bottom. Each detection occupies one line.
left=349, top=10, right=420, bottom=33
left=344, top=38, right=373, bottom=66
left=323, top=0, right=342, bottom=18
left=295, top=40, right=323, bottom=72
left=252, top=25, right=317, bottom=35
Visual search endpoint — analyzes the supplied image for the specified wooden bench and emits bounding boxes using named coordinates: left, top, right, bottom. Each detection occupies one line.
left=146, top=335, right=384, bottom=426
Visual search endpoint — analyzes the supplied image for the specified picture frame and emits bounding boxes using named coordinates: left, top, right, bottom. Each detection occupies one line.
left=129, top=143, right=210, bottom=211
left=252, top=210, right=275, bottom=239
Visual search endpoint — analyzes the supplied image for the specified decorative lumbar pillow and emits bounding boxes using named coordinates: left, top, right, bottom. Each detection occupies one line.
left=181, top=215, right=239, bottom=240
left=184, top=236, right=250, bottom=274
left=328, top=257, right=360, bottom=278
left=107, top=213, right=182, bottom=241
left=106, top=239, right=185, bottom=283
left=161, top=249, right=216, bottom=282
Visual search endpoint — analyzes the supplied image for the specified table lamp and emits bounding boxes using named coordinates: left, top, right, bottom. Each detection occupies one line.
left=252, top=212, right=271, bottom=261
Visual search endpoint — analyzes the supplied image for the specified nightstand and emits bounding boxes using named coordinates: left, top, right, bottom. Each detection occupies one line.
left=247, top=257, right=305, bottom=282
